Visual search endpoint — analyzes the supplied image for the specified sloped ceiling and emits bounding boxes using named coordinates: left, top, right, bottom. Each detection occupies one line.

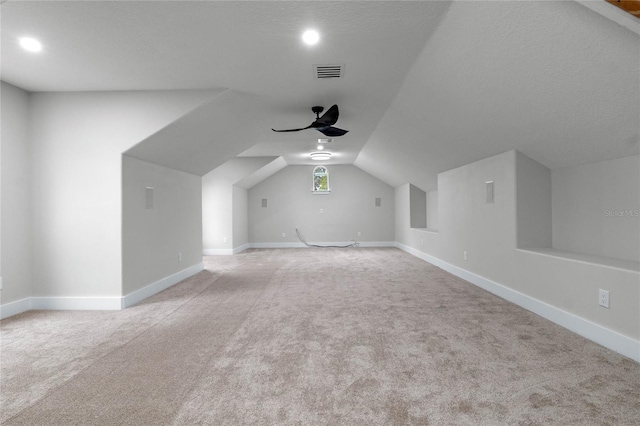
left=2, top=1, right=639, bottom=189
left=236, top=157, right=288, bottom=190
left=124, top=90, right=274, bottom=176
left=356, top=0, right=639, bottom=190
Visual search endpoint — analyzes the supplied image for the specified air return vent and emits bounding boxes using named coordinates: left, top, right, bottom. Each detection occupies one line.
left=314, top=64, right=344, bottom=79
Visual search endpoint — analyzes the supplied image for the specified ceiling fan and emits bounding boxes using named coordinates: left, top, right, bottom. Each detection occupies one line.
left=272, top=105, right=349, bottom=137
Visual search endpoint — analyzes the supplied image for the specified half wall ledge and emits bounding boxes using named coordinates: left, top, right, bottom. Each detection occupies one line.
left=516, top=248, right=640, bottom=273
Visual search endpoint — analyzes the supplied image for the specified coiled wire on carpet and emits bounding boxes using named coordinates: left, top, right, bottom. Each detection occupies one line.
left=295, top=228, right=359, bottom=248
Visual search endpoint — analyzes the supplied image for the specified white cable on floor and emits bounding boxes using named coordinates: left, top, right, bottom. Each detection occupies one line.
left=295, top=228, right=359, bottom=248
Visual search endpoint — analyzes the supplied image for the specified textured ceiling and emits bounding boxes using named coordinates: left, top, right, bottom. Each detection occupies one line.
left=2, top=0, right=639, bottom=187
left=355, top=0, right=640, bottom=190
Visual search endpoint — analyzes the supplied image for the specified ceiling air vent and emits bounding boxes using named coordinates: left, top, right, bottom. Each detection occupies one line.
left=313, top=64, right=344, bottom=79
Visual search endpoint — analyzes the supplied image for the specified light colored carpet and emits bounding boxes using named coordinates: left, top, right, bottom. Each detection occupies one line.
left=1, top=248, right=639, bottom=425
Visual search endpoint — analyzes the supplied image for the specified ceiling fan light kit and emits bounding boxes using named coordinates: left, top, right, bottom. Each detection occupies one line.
left=310, top=151, right=331, bottom=161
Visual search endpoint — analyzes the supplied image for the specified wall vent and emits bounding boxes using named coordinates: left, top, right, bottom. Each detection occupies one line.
left=145, top=187, right=154, bottom=209
left=313, top=64, right=344, bottom=79
left=486, top=181, right=495, bottom=204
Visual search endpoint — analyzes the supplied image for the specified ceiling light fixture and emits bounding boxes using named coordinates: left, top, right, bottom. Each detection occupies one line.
left=302, top=29, right=320, bottom=45
left=310, top=151, right=331, bottom=161
left=19, top=37, right=42, bottom=52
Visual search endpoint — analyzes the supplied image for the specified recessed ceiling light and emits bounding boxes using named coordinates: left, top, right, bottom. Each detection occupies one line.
left=302, top=30, right=320, bottom=46
left=311, top=151, right=331, bottom=161
left=19, top=37, right=42, bottom=52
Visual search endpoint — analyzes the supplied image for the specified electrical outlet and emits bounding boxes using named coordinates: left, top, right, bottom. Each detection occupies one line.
left=319, top=208, right=323, bottom=214
left=282, top=232, right=286, bottom=238
left=178, top=252, right=183, bottom=262
left=421, top=239, right=424, bottom=246
left=463, top=250, right=468, bottom=261
left=357, top=231, right=362, bottom=237
left=223, top=237, right=228, bottom=244
left=599, top=289, right=610, bottom=308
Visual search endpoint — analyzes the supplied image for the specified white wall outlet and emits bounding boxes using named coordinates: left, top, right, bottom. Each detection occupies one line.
left=421, top=239, right=424, bottom=246
left=178, top=252, right=183, bottom=262
left=319, top=208, right=323, bottom=214
left=599, top=289, right=610, bottom=308
left=223, top=236, right=228, bottom=244
left=357, top=231, right=362, bottom=237
left=282, top=232, right=286, bottom=238
left=463, top=250, right=468, bottom=261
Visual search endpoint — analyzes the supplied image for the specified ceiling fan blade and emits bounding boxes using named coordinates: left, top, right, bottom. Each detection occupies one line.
left=314, top=104, right=339, bottom=127
left=317, top=126, right=348, bottom=137
left=272, top=124, right=313, bottom=133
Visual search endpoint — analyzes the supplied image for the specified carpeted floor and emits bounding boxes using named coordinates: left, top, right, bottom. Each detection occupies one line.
left=1, top=248, right=639, bottom=425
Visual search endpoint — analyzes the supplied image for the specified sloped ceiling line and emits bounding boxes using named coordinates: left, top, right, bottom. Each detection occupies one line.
left=124, top=89, right=274, bottom=177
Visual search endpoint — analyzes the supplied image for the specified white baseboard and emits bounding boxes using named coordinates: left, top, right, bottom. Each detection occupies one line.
left=0, top=297, right=32, bottom=320
left=248, top=241, right=395, bottom=249
left=395, top=242, right=640, bottom=363
left=356, top=241, right=395, bottom=248
left=31, top=296, right=122, bottom=311
left=204, top=244, right=251, bottom=256
left=234, top=243, right=251, bottom=254
left=1, top=263, right=205, bottom=319
left=250, top=242, right=306, bottom=249
left=203, top=248, right=235, bottom=255
left=122, top=262, right=204, bottom=309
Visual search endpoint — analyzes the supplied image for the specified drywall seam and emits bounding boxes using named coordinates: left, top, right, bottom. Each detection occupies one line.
left=396, top=242, right=640, bottom=363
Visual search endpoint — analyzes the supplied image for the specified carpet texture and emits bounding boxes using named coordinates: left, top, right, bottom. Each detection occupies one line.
left=1, top=248, right=639, bottom=425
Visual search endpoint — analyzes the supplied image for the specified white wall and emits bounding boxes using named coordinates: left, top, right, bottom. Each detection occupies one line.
left=122, top=156, right=202, bottom=296
left=0, top=82, right=32, bottom=305
left=28, top=90, right=215, bottom=299
left=409, top=184, right=427, bottom=229
left=426, top=191, right=438, bottom=231
left=395, top=150, right=639, bottom=359
left=437, top=151, right=518, bottom=283
left=395, top=183, right=439, bottom=253
left=516, top=151, right=552, bottom=249
left=202, top=157, right=276, bottom=252
left=232, top=185, right=249, bottom=249
left=248, top=165, right=394, bottom=244
left=552, top=155, right=639, bottom=262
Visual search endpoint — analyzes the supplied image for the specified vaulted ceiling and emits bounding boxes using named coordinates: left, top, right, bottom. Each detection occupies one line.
left=2, top=1, right=639, bottom=190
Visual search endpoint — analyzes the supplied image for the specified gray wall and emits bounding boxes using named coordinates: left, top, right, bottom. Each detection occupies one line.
left=202, top=157, right=276, bottom=252
left=516, top=151, right=552, bottom=249
left=409, top=184, right=427, bottom=229
left=122, top=156, right=202, bottom=296
left=28, top=90, right=211, bottom=298
left=437, top=151, right=517, bottom=283
left=248, top=165, right=394, bottom=244
left=552, top=155, right=639, bottom=262
left=426, top=191, right=438, bottom=231
left=0, top=82, right=32, bottom=305
left=395, top=150, right=639, bottom=341
left=232, top=185, right=249, bottom=248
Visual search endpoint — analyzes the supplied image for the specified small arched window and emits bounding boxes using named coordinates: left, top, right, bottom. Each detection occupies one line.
left=312, top=166, right=330, bottom=193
